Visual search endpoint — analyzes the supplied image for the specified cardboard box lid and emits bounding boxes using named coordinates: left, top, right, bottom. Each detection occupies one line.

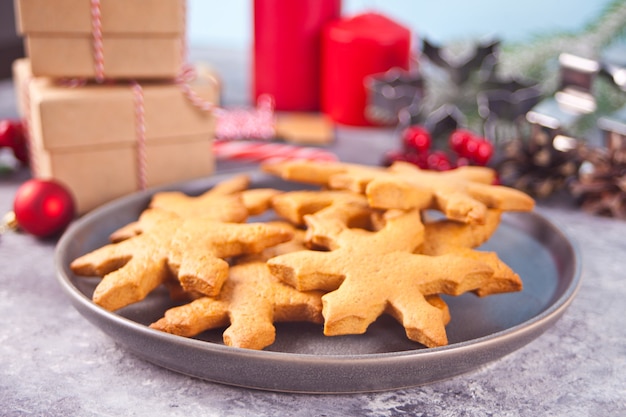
left=25, top=35, right=184, bottom=79
left=16, top=0, right=185, bottom=35
left=13, top=59, right=220, bottom=150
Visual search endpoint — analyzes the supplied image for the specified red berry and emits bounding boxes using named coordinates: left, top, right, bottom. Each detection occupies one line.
left=10, top=122, right=28, bottom=165
left=472, top=139, right=494, bottom=165
left=449, top=129, right=474, bottom=156
left=463, top=137, right=479, bottom=159
left=0, top=119, right=17, bottom=147
left=427, top=151, right=453, bottom=171
left=382, top=149, right=407, bottom=166
left=455, top=156, right=470, bottom=167
left=404, top=151, right=428, bottom=169
left=0, top=120, right=28, bottom=165
left=402, top=125, right=431, bottom=153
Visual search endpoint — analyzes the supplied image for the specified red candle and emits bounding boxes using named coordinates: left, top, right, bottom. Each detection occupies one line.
left=253, top=0, right=341, bottom=111
left=321, top=13, right=411, bottom=126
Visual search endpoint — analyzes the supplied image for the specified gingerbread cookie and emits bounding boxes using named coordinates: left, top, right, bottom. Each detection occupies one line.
left=150, top=228, right=324, bottom=350
left=69, top=166, right=532, bottom=350
left=268, top=208, right=497, bottom=347
left=263, top=160, right=535, bottom=224
left=270, top=189, right=375, bottom=248
left=420, top=209, right=522, bottom=295
left=70, top=209, right=294, bottom=311
left=109, top=175, right=251, bottom=242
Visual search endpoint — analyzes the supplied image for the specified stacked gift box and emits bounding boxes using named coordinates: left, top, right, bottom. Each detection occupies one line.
left=12, top=0, right=220, bottom=214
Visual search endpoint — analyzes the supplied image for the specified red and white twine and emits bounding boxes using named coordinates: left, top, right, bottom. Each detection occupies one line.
left=175, top=0, right=275, bottom=140
left=213, top=140, right=338, bottom=164
left=215, top=94, right=275, bottom=140
left=90, top=0, right=105, bottom=82
left=131, top=82, right=148, bottom=190
left=175, top=65, right=221, bottom=113
left=81, top=0, right=330, bottom=188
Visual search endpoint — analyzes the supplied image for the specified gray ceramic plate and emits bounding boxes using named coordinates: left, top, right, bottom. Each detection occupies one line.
left=55, top=171, right=581, bottom=393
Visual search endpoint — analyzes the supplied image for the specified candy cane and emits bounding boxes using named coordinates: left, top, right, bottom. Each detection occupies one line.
left=213, top=140, right=338, bottom=163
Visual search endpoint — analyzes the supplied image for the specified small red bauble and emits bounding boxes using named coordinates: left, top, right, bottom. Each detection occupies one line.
left=13, top=179, right=76, bottom=238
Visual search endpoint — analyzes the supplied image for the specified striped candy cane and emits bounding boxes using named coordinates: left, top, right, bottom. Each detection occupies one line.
left=214, top=140, right=338, bottom=164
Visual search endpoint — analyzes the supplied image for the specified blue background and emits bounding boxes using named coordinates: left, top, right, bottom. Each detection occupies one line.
left=187, top=0, right=614, bottom=48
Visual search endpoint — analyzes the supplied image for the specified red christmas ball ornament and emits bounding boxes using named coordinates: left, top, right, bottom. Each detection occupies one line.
left=13, top=179, right=76, bottom=238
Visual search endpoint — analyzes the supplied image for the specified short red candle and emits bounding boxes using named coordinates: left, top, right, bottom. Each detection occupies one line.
left=253, top=0, right=341, bottom=111
left=321, top=13, right=412, bottom=126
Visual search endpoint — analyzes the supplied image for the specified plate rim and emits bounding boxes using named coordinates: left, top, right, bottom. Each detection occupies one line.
left=54, top=171, right=582, bottom=392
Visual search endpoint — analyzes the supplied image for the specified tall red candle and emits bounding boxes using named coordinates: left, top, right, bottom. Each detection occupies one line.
left=321, top=13, right=411, bottom=126
left=253, top=0, right=341, bottom=111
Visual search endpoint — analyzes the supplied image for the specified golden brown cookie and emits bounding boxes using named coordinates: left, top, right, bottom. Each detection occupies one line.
left=371, top=162, right=535, bottom=224
left=270, top=190, right=368, bottom=225
left=241, top=188, right=283, bottom=216
left=270, top=189, right=375, bottom=248
left=263, top=160, right=535, bottom=224
left=262, top=160, right=382, bottom=191
left=70, top=209, right=294, bottom=311
left=419, top=209, right=522, bottom=295
left=150, top=229, right=325, bottom=350
left=419, top=209, right=503, bottom=255
left=109, top=175, right=253, bottom=242
left=268, top=208, right=497, bottom=347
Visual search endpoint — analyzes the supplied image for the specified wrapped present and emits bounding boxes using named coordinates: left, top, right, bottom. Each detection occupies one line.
left=13, top=58, right=220, bottom=213
left=15, top=0, right=185, bottom=80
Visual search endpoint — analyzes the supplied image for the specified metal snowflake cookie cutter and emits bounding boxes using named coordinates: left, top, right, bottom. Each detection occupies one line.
left=421, top=38, right=500, bottom=85
left=526, top=53, right=600, bottom=152
left=478, top=77, right=542, bottom=141
left=526, top=99, right=582, bottom=153
left=364, top=67, right=425, bottom=125
left=597, top=104, right=626, bottom=151
left=478, top=78, right=542, bottom=122
left=555, top=53, right=600, bottom=114
left=599, top=42, right=626, bottom=92
left=422, top=104, right=467, bottom=140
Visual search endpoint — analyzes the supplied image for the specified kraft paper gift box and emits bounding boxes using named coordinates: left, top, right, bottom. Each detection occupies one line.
left=15, top=0, right=186, bottom=80
left=13, top=58, right=220, bottom=214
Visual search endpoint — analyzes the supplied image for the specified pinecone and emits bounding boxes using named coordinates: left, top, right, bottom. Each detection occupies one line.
left=570, top=146, right=626, bottom=218
left=495, top=130, right=581, bottom=199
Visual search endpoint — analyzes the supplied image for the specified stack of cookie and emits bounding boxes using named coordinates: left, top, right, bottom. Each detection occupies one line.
left=12, top=0, right=219, bottom=213
left=70, top=161, right=535, bottom=350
